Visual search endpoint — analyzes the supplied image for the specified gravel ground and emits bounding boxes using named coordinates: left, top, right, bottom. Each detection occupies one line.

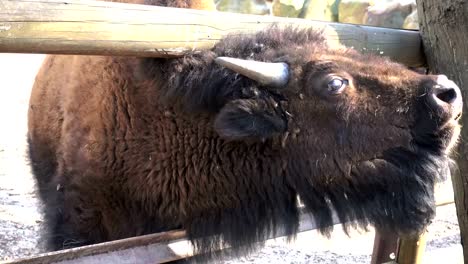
left=0, top=53, right=463, bottom=263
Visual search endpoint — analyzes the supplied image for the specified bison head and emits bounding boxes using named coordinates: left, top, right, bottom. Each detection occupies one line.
left=144, top=26, right=461, bottom=252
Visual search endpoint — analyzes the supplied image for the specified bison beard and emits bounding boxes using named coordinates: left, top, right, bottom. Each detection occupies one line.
left=186, top=125, right=449, bottom=258
left=27, top=11, right=460, bottom=263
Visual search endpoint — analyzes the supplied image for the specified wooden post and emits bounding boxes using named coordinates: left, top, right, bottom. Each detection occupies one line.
left=371, top=231, right=427, bottom=264
left=396, top=232, right=427, bottom=264
left=371, top=230, right=399, bottom=264
left=0, top=0, right=425, bottom=67
left=416, top=0, right=468, bottom=262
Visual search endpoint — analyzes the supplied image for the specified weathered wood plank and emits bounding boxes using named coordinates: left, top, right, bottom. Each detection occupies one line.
left=0, top=0, right=425, bottom=67
left=416, top=0, right=468, bottom=262
left=1, top=208, right=340, bottom=264
left=1, top=230, right=188, bottom=264
left=371, top=230, right=399, bottom=264
left=3, top=192, right=453, bottom=264
left=396, top=232, right=427, bottom=264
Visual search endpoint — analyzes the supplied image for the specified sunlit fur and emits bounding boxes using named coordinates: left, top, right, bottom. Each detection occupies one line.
left=27, top=0, right=460, bottom=260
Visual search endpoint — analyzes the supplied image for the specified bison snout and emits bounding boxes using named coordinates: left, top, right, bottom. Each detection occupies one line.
left=427, top=75, right=462, bottom=120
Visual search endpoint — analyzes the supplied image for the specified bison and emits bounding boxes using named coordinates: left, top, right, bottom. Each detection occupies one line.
left=28, top=0, right=462, bottom=259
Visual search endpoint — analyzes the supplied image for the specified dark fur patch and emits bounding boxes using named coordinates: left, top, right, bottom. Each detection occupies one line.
left=214, top=99, right=287, bottom=140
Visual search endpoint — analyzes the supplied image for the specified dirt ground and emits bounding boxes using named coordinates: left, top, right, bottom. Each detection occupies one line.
left=0, top=53, right=464, bottom=263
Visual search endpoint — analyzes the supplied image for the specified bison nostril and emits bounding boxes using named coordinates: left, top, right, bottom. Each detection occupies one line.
left=435, top=87, right=457, bottom=104
left=426, top=80, right=463, bottom=122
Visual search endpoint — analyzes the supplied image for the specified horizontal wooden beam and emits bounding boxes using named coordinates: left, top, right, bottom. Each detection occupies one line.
left=0, top=0, right=425, bottom=67
left=2, top=230, right=188, bottom=264
left=2, top=208, right=341, bottom=264
left=3, top=190, right=453, bottom=264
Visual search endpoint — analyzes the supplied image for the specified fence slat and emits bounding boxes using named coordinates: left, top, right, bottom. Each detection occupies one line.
left=0, top=0, right=425, bottom=67
left=3, top=195, right=453, bottom=263
left=1, top=209, right=340, bottom=264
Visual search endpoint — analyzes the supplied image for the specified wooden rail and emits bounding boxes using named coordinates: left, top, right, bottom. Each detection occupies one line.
left=3, top=190, right=453, bottom=264
left=1, top=209, right=341, bottom=264
left=0, top=0, right=425, bottom=67
left=2, top=230, right=188, bottom=264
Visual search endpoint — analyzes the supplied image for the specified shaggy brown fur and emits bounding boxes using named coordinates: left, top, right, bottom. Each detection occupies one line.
left=28, top=0, right=461, bottom=260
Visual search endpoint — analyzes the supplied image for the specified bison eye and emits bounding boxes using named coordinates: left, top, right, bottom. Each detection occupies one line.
left=327, top=78, right=349, bottom=94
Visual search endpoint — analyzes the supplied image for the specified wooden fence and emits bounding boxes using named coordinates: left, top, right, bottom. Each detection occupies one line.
left=0, top=0, right=452, bottom=263
left=3, top=208, right=342, bottom=264
left=0, top=0, right=425, bottom=66
left=1, top=197, right=453, bottom=264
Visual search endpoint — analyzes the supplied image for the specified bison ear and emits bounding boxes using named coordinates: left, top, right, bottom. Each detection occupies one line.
left=214, top=99, right=287, bottom=140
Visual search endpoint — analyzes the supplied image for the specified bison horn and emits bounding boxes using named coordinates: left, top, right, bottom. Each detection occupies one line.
left=215, top=57, right=289, bottom=88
